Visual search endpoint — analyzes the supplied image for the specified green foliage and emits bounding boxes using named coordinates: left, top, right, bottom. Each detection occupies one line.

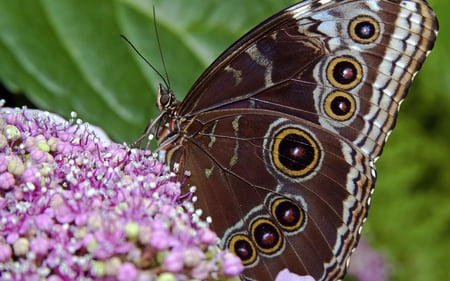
left=0, top=0, right=448, bottom=280
left=366, top=1, right=450, bottom=280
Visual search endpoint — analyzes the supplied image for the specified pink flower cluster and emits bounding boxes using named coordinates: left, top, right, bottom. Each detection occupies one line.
left=0, top=106, right=242, bottom=280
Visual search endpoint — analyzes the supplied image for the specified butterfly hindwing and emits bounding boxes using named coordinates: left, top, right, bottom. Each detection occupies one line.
left=169, top=109, right=373, bottom=279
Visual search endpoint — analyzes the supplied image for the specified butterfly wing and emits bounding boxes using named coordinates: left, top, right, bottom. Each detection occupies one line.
left=167, top=109, right=374, bottom=280
left=176, top=0, right=437, bottom=158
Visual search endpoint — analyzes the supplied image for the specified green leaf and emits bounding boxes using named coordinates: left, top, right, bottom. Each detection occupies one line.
left=0, top=0, right=294, bottom=142
left=0, top=1, right=448, bottom=281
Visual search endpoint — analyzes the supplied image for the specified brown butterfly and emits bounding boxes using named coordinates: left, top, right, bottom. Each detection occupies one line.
left=150, top=0, right=438, bottom=280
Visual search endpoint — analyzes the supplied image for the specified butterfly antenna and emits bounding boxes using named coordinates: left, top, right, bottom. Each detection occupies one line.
left=153, top=6, right=171, bottom=90
left=120, top=35, right=170, bottom=89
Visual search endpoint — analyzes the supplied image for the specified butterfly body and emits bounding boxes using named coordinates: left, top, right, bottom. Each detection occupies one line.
left=154, top=0, right=438, bottom=280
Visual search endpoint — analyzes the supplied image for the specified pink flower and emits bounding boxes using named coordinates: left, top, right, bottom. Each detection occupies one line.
left=275, top=269, right=315, bottom=281
left=117, top=262, right=138, bottom=281
left=0, top=107, right=243, bottom=280
left=0, top=171, right=14, bottom=190
left=164, top=249, right=184, bottom=272
left=348, top=239, right=389, bottom=281
left=222, top=252, right=244, bottom=277
left=30, top=237, right=50, bottom=256
left=0, top=243, right=12, bottom=262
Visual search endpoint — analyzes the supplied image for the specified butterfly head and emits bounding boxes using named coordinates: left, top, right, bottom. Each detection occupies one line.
left=152, top=83, right=183, bottom=150
left=157, top=83, right=179, bottom=112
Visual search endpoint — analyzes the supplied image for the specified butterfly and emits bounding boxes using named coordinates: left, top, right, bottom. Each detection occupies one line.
left=150, top=0, right=438, bottom=280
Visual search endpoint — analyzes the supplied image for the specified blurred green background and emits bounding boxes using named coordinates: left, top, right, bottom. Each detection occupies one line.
left=0, top=0, right=448, bottom=280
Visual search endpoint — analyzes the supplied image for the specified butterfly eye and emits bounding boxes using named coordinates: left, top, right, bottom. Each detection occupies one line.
left=159, top=94, right=171, bottom=107
left=228, top=234, right=257, bottom=266
left=271, top=198, right=306, bottom=232
left=324, top=91, right=356, bottom=121
left=349, top=16, right=380, bottom=44
left=250, top=218, right=283, bottom=255
left=272, top=128, right=321, bottom=178
left=157, top=85, right=176, bottom=110
left=326, top=56, right=363, bottom=90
